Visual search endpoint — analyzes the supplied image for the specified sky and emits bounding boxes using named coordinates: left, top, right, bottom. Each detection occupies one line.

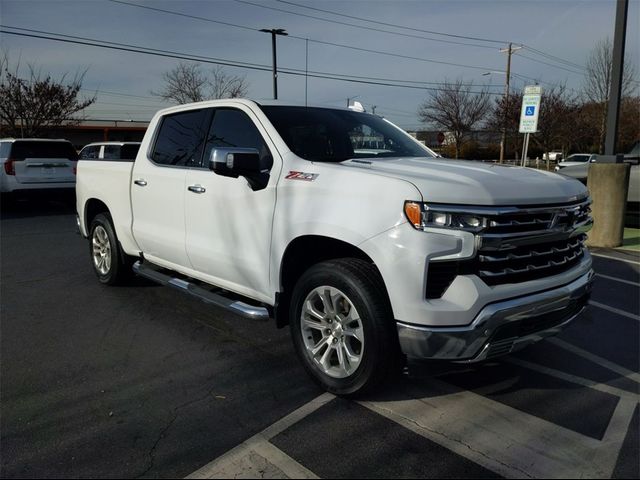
left=0, top=0, right=638, bottom=130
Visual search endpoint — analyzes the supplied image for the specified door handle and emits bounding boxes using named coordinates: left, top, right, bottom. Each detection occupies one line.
left=134, top=179, right=147, bottom=187
left=188, top=185, right=206, bottom=194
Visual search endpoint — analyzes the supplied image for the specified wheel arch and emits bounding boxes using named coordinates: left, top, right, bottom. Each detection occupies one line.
left=84, top=198, right=111, bottom=234
left=275, top=235, right=392, bottom=328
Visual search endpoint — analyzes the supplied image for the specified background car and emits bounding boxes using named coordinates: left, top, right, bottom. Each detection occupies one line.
left=78, top=142, right=141, bottom=161
left=1, top=138, right=78, bottom=194
left=544, top=150, right=563, bottom=161
left=554, top=153, right=597, bottom=171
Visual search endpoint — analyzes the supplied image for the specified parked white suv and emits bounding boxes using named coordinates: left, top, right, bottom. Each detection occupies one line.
left=1, top=138, right=78, bottom=194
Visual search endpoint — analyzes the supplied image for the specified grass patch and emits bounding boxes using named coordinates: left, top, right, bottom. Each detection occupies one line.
left=619, top=228, right=640, bottom=251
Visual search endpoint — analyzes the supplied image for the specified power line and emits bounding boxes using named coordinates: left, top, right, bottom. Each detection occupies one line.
left=0, top=26, right=503, bottom=89
left=275, top=0, right=509, bottom=44
left=516, top=53, right=584, bottom=76
left=521, top=46, right=586, bottom=71
left=274, top=0, right=589, bottom=75
left=108, top=1, right=504, bottom=71
left=107, top=0, right=582, bottom=81
left=82, top=88, right=160, bottom=100
left=0, top=27, right=503, bottom=95
left=233, top=0, right=500, bottom=50
left=0, top=26, right=274, bottom=71
left=108, top=0, right=257, bottom=33
left=297, top=37, right=504, bottom=72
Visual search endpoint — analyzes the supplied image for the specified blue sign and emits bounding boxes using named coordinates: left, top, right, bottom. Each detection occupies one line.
left=525, top=106, right=536, bottom=116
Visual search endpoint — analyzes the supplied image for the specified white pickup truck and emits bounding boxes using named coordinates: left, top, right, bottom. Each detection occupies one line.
left=76, top=99, right=594, bottom=395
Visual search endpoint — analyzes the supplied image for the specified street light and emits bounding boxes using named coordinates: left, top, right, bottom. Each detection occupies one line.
left=260, top=28, right=288, bottom=100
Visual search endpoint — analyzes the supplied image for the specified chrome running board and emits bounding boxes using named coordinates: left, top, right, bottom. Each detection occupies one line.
left=133, top=261, right=270, bottom=321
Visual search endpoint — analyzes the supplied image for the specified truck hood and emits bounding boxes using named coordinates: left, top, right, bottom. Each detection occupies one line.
left=341, top=157, right=588, bottom=205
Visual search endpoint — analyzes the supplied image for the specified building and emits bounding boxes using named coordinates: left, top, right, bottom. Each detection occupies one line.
left=1, top=119, right=150, bottom=150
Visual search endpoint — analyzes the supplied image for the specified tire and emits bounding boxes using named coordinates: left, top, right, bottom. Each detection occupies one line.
left=89, top=212, right=134, bottom=285
left=290, top=258, right=402, bottom=396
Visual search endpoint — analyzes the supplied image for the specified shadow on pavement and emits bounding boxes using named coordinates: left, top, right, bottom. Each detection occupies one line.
left=1, top=190, right=77, bottom=219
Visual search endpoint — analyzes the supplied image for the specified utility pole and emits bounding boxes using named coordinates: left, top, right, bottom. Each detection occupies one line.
left=604, top=0, right=629, bottom=156
left=260, top=28, right=288, bottom=100
left=498, top=43, right=522, bottom=163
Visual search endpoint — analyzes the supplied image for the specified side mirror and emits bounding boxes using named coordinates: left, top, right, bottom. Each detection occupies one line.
left=209, top=148, right=270, bottom=190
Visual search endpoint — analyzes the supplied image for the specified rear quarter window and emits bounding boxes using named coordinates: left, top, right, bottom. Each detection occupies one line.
left=0, top=142, right=11, bottom=158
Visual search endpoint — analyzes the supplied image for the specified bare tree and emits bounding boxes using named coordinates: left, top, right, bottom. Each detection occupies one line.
left=418, top=79, right=491, bottom=159
left=152, top=62, right=208, bottom=104
left=209, top=66, right=248, bottom=99
left=486, top=90, right=522, bottom=160
left=152, top=63, right=249, bottom=104
left=583, top=37, right=638, bottom=153
left=0, top=54, right=96, bottom=138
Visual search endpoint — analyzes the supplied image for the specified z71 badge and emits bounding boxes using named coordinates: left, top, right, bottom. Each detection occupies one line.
left=285, top=171, right=319, bottom=181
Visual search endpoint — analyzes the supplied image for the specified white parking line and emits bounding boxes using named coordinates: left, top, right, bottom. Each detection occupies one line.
left=592, top=396, right=640, bottom=477
left=589, top=300, right=639, bottom=322
left=186, top=393, right=333, bottom=479
left=549, top=338, right=640, bottom=383
left=360, top=377, right=617, bottom=479
left=507, top=357, right=637, bottom=399
left=591, top=252, right=640, bottom=265
left=595, top=273, right=640, bottom=287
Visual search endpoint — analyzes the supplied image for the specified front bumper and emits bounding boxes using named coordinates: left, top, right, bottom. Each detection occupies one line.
left=397, top=269, right=594, bottom=361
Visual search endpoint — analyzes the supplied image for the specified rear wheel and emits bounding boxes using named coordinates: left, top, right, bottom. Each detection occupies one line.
left=89, top=213, right=134, bottom=285
left=290, top=258, right=402, bottom=396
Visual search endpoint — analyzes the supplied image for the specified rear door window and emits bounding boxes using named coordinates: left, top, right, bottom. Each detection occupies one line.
left=151, top=109, right=212, bottom=167
left=80, top=145, right=100, bottom=160
left=120, top=144, right=140, bottom=160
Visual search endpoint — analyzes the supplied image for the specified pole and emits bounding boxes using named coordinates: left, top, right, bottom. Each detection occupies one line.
left=271, top=32, right=278, bottom=100
left=499, top=44, right=522, bottom=163
left=305, top=38, right=308, bottom=106
left=521, top=133, right=530, bottom=167
left=604, top=0, right=629, bottom=156
left=260, top=28, right=288, bottom=101
left=499, top=43, right=512, bottom=164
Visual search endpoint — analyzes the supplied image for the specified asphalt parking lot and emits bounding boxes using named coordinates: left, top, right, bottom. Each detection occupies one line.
left=1, top=194, right=638, bottom=479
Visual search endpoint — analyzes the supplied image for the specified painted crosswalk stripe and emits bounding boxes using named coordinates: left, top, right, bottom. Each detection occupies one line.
left=595, top=273, right=640, bottom=287
left=186, top=393, right=333, bottom=479
left=589, top=300, right=639, bottom=322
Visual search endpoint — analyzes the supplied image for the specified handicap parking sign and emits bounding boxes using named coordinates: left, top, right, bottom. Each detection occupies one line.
left=525, top=106, right=536, bottom=116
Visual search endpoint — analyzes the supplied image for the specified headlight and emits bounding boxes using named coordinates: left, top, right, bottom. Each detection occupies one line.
left=404, top=201, right=487, bottom=232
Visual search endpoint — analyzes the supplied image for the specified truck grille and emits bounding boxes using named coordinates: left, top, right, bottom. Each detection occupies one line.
left=477, top=234, right=587, bottom=285
left=425, top=198, right=592, bottom=297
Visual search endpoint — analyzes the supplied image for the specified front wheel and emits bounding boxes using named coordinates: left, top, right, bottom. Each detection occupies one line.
left=290, top=258, right=402, bottom=396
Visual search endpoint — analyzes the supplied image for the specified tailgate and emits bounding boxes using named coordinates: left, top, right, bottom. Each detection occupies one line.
left=14, top=157, right=76, bottom=184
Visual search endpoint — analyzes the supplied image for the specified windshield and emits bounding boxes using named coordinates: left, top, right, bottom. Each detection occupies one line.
left=260, top=106, right=434, bottom=162
left=567, top=155, right=590, bottom=162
